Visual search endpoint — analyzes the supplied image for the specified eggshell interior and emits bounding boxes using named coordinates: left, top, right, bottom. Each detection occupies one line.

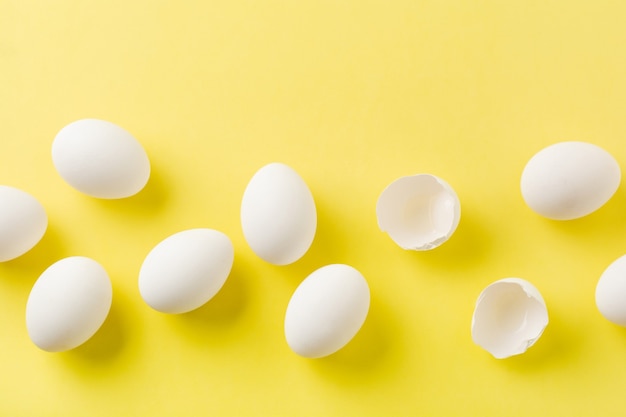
left=471, top=278, right=548, bottom=359
left=376, top=174, right=460, bottom=250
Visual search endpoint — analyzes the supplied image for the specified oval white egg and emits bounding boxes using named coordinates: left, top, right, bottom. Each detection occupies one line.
left=139, top=228, right=234, bottom=314
left=52, top=118, right=151, bottom=199
left=26, top=256, right=112, bottom=352
left=471, top=278, right=548, bottom=359
left=241, top=163, right=317, bottom=265
left=596, top=254, right=626, bottom=326
left=0, top=186, right=47, bottom=262
left=284, top=264, right=370, bottom=358
left=521, top=141, right=620, bottom=220
left=376, top=174, right=461, bottom=250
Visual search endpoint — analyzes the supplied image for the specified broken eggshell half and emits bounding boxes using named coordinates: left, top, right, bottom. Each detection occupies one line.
left=376, top=174, right=460, bottom=250
left=471, top=278, right=548, bottom=359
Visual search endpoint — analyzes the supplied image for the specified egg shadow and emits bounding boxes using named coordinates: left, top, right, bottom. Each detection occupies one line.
left=281, top=196, right=357, bottom=283
left=61, top=285, right=129, bottom=367
left=86, top=161, right=171, bottom=219
left=168, top=256, right=249, bottom=345
left=499, top=306, right=583, bottom=373
left=605, top=323, right=626, bottom=349
left=259, top=195, right=404, bottom=384
left=308, top=296, right=402, bottom=385
left=0, top=223, right=66, bottom=290
left=545, top=186, right=626, bottom=240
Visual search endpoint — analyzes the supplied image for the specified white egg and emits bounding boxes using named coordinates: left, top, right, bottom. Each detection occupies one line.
left=52, top=118, right=150, bottom=199
left=376, top=174, right=461, bottom=250
left=596, top=254, right=626, bottom=326
left=284, top=264, right=370, bottom=358
left=521, top=141, right=620, bottom=220
left=139, top=228, right=234, bottom=314
left=0, top=186, right=47, bottom=262
left=471, top=278, right=548, bottom=359
left=241, top=163, right=317, bottom=265
left=26, top=256, right=112, bottom=352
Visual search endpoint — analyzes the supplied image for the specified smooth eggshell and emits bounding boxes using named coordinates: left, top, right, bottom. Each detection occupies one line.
left=521, top=141, right=620, bottom=220
left=285, top=264, right=370, bottom=358
left=0, top=186, right=47, bottom=262
left=376, top=174, right=461, bottom=250
left=241, top=163, right=317, bottom=265
left=52, top=118, right=151, bottom=199
left=26, top=256, right=112, bottom=352
left=471, top=278, right=548, bottom=359
left=139, top=228, right=234, bottom=314
left=596, top=254, right=626, bottom=326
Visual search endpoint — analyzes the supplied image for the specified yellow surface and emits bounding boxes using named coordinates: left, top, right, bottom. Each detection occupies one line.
left=2, top=1, right=626, bottom=415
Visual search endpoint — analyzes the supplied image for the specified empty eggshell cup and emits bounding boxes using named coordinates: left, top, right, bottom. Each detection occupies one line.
left=471, top=278, right=548, bottom=359
left=376, top=174, right=460, bottom=250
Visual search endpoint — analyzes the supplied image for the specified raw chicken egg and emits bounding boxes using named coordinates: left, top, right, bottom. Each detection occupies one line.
left=241, top=163, right=316, bottom=265
left=0, top=185, right=47, bottom=262
left=52, top=119, right=151, bottom=199
left=284, top=264, right=370, bottom=358
left=596, top=254, right=626, bottom=326
left=521, top=141, right=620, bottom=220
left=26, top=256, right=112, bottom=352
left=139, top=228, right=234, bottom=314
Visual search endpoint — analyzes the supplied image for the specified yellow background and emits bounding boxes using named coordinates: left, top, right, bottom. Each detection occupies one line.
left=2, top=1, right=626, bottom=415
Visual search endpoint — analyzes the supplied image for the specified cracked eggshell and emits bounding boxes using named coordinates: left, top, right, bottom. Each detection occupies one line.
left=139, top=228, right=234, bottom=314
left=471, top=278, right=548, bottom=359
left=595, top=254, right=626, bottom=326
left=26, top=256, right=112, bottom=352
left=376, top=174, right=460, bottom=250
left=0, top=186, right=47, bottom=262
left=284, top=264, right=370, bottom=358
left=241, top=163, right=317, bottom=265
left=521, top=141, right=620, bottom=220
left=52, top=118, right=151, bottom=199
